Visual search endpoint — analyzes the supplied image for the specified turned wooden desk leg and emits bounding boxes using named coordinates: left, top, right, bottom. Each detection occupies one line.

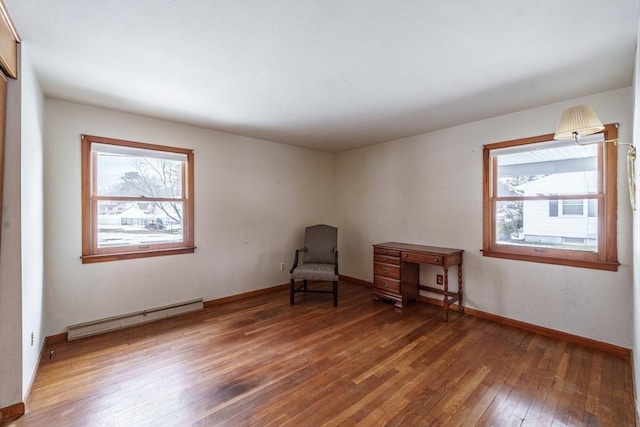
left=458, top=261, right=464, bottom=312
left=443, top=266, right=449, bottom=322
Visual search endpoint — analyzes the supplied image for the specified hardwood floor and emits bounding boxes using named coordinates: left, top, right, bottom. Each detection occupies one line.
left=10, top=282, right=635, bottom=426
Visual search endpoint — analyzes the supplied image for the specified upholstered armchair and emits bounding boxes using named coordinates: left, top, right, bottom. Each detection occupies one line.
left=290, top=224, right=338, bottom=306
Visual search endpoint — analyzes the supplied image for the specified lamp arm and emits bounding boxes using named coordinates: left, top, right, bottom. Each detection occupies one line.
left=612, top=140, right=637, bottom=153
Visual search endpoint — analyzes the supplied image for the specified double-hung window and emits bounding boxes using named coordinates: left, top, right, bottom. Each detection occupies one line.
left=482, top=124, right=618, bottom=271
left=81, top=135, right=195, bottom=263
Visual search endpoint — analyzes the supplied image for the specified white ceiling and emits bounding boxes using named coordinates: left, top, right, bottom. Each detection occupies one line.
left=5, top=0, right=640, bottom=152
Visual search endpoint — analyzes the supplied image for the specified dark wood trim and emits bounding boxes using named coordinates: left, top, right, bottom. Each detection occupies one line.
left=0, top=0, right=18, bottom=79
left=482, top=124, right=619, bottom=271
left=482, top=145, right=492, bottom=256
left=203, top=284, right=288, bottom=307
left=45, top=332, right=68, bottom=345
left=419, top=295, right=630, bottom=358
left=0, top=401, right=25, bottom=423
left=80, top=134, right=194, bottom=155
left=185, top=150, right=195, bottom=248
left=484, top=132, right=556, bottom=151
left=338, top=274, right=372, bottom=288
left=204, top=280, right=356, bottom=309
left=20, top=332, right=55, bottom=411
left=604, top=125, right=618, bottom=264
left=0, top=75, right=6, bottom=256
left=80, top=134, right=195, bottom=263
left=95, top=195, right=186, bottom=203
left=81, top=246, right=196, bottom=264
left=481, top=250, right=620, bottom=271
left=204, top=280, right=373, bottom=308
left=80, top=135, right=92, bottom=256
left=0, top=0, right=19, bottom=43
left=25, top=338, right=48, bottom=403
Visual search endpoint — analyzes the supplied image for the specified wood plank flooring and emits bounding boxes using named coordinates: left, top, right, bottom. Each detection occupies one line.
left=9, top=282, right=635, bottom=426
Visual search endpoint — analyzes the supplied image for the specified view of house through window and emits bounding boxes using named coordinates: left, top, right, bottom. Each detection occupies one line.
left=81, top=135, right=195, bottom=263
left=483, top=125, right=619, bottom=271
left=494, top=142, right=598, bottom=252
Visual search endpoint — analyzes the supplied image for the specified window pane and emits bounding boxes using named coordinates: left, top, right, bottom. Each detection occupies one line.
left=97, top=201, right=183, bottom=248
left=496, top=200, right=524, bottom=242
left=496, top=200, right=597, bottom=252
left=496, top=144, right=597, bottom=197
left=96, top=152, right=183, bottom=198
left=562, top=199, right=584, bottom=215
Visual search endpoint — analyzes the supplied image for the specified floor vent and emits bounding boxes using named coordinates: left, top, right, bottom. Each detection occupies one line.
left=67, top=298, right=204, bottom=341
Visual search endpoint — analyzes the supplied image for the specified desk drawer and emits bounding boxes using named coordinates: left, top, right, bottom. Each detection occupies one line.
left=374, top=254, right=400, bottom=265
left=402, top=251, right=443, bottom=266
left=374, top=247, right=400, bottom=257
left=374, top=263, right=400, bottom=279
left=374, top=276, right=400, bottom=293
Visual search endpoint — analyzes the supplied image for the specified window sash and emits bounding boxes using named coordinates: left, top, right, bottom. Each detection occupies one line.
left=91, top=142, right=188, bottom=162
left=81, top=134, right=195, bottom=263
left=92, top=197, right=186, bottom=254
left=482, top=124, right=618, bottom=271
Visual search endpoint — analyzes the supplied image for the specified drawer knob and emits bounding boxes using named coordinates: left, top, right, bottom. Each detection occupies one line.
left=383, top=267, right=389, bottom=273
left=403, top=254, right=408, bottom=258
left=383, top=282, right=388, bottom=287
left=382, top=257, right=387, bottom=261
left=433, top=258, right=438, bottom=262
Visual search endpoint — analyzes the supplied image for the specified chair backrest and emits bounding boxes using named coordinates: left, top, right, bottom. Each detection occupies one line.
left=304, top=224, right=337, bottom=264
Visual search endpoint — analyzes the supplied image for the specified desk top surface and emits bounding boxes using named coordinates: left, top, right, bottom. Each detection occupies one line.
left=373, top=242, right=463, bottom=255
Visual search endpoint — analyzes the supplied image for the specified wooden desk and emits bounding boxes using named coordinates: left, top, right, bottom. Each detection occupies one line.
left=372, top=242, right=464, bottom=321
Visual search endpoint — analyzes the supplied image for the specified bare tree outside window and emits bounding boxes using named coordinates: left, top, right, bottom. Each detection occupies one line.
left=109, top=158, right=184, bottom=226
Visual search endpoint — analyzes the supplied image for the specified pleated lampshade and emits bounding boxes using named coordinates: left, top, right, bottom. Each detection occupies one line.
left=554, top=104, right=605, bottom=141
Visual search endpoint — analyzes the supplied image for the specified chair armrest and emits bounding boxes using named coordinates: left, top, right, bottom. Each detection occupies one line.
left=290, top=247, right=306, bottom=273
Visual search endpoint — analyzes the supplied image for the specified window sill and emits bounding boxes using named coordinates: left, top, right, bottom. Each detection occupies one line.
left=482, top=250, right=619, bottom=271
left=81, top=246, right=196, bottom=264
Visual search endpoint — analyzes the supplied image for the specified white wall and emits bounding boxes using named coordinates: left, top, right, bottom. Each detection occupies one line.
left=20, top=46, right=44, bottom=400
left=632, top=16, right=640, bottom=420
left=0, top=45, right=45, bottom=411
left=43, top=99, right=335, bottom=335
left=0, top=49, right=23, bottom=410
left=336, top=86, right=633, bottom=348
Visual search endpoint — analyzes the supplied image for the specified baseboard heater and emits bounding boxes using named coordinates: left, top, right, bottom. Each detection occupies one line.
left=67, top=298, right=204, bottom=341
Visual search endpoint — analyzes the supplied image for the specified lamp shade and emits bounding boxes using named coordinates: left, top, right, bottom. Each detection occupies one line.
left=554, top=104, right=605, bottom=140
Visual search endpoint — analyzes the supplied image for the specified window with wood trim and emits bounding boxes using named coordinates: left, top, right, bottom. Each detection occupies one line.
left=482, top=124, right=619, bottom=271
left=81, top=135, right=195, bottom=263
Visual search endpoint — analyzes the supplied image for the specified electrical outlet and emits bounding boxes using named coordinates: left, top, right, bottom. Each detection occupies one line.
left=436, top=274, right=444, bottom=285
left=280, top=262, right=285, bottom=271
left=30, top=332, right=34, bottom=346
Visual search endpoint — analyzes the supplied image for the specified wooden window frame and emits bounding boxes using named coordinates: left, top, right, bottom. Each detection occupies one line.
left=482, top=124, right=619, bottom=271
left=81, top=135, right=195, bottom=264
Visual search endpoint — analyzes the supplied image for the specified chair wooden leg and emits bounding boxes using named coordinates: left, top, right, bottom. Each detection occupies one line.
left=290, top=279, right=295, bottom=305
left=333, top=280, right=338, bottom=307
left=303, top=279, right=308, bottom=290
